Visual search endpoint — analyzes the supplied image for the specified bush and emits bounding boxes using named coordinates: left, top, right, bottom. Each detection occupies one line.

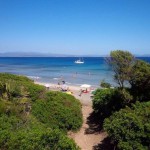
left=103, top=102, right=150, bottom=150
left=32, top=91, right=82, bottom=131
left=0, top=73, right=82, bottom=149
left=92, top=88, right=115, bottom=116
left=0, top=73, right=45, bottom=102
left=24, top=83, right=46, bottom=101
left=0, top=114, right=80, bottom=150
left=100, top=80, right=111, bottom=88
left=129, top=60, right=150, bottom=102
left=0, top=114, right=24, bottom=147
left=7, top=128, right=79, bottom=150
left=92, top=88, right=133, bottom=118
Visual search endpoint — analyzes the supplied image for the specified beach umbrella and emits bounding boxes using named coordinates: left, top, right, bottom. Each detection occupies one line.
left=80, top=84, right=91, bottom=93
left=45, top=84, right=50, bottom=88
left=80, top=84, right=91, bottom=88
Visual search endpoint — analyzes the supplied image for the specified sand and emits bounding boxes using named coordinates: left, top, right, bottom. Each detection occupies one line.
left=68, top=90, right=107, bottom=150
left=35, top=81, right=107, bottom=150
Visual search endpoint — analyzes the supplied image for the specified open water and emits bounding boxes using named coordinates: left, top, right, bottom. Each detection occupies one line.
left=0, top=57, right=150, bottom=87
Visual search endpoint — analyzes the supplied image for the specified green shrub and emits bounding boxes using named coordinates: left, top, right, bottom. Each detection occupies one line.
left=0, top=73, right=82, bottom=149
left=0, top=114, right=80, bottom=150
left=92, top=88, right=133, bottom=118
left=25, top=83, right=46, bottom=101
left=100, top=80, right=111, bottom=88
left=104, top=102, right=150, bottom=150
left=0, top=100, right=7, bottom=114
left=0, top=73, right=45, bottom=102
left=0, top=73, right=32, bottom=83
left=7, top=128, right=79, bottom=150
left=129, top=60, right=150, bottom=102
left=92, top=88, right=115, bottom=115
left=32, top=91, right=82, bottom=131
left=0, top=114, right=24, bottom=147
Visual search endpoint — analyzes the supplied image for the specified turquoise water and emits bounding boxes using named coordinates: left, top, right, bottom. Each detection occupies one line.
left=0, top=57, right=150, bottom=87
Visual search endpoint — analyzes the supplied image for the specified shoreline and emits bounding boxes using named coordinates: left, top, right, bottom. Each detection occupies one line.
left=35, top=81, right=96, bottom=106
left=35, top=81, right=98, bottom=92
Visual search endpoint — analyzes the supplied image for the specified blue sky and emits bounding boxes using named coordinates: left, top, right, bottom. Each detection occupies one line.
left=0, top=0, right=150, bottom=55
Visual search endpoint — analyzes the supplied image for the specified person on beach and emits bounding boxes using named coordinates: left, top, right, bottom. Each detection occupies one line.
left=79, top=89, right=83, bottom=96
left=57, top=81, right=61, bottom=89
left=62, top=80, right=65, bottom=84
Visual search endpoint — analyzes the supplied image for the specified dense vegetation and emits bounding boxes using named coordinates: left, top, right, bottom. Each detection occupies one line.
left=93, top=88, right=132, bottom=118
left=32, top=92, right=82, bottom=131
left=93, top=50, right=150, bottom=149
left=0, top=73, right=82, bottom=149
left=104, top=102, right=150, bottom=150
left=106, top=50, right=135, bottom=88
left=100, top=80, right=111, bottom=88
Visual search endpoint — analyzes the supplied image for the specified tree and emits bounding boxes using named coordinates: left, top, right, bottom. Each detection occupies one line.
left=104, top=102, right=150, bottom=150
left=107, top=50, right=135, bottom=88
left=92, top=88, right=133, bottom=118
left=129, top=60, right=150, bottom=102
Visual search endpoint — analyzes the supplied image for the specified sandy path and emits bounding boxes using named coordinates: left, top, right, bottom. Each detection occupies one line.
left=35, top=82, right=108, bottom=150
left=69, top=92, right=108, bottom=150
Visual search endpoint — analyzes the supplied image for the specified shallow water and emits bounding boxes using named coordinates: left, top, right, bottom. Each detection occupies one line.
left=0, top=57, right=149, bottom=86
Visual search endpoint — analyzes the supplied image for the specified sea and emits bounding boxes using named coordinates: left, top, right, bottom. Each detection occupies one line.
left=0, top=57, right=150, bottom=87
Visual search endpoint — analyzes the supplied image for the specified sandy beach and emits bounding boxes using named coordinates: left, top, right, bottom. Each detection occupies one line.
left=35, top=81, right=95, bottom=105
left=35, top=81, right=107, bottom=150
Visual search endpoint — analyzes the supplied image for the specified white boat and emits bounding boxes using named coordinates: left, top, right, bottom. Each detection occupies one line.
left=74, top=58, right=84, bottom=64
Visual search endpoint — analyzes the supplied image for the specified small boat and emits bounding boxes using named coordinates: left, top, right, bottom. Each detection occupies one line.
left=74, top=58, right=84, bottom=64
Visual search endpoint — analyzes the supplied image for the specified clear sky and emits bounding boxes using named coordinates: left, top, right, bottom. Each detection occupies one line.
left=0, top=0, right=150, bottom=55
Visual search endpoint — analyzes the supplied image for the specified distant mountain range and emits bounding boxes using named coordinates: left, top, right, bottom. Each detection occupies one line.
left=0, top=52, right=149, bottom=57
left=0, top=52, right=107, bottom=57
left=134, top=54, right=150, bottom=57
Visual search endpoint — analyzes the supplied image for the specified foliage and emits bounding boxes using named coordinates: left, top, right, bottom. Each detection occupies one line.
left=104, top=102, right=150, bottom=150
left=100, top=80, right=111, bottom=88
left=0, top=73, right=82, bottom=149
left=92, top=50, right=150, bottom=149
left=92, top=88, right=133, bottom=118
left=8, top=128, right=79, bottom=150
left=92, top=88, right=115, bottom=116
left=0, top=73, right=45, bottom=102
left=32, top=91, right=82, bottom=131
left=25, top=82, right=46, bottom=101
left=106, top=50, right=150, bottom=102
left=0, top=73, right=32, bottom=83
left=106, top=50, right=135, bottom=88
left=0, top=114, right=79, bottom=150
left=129, top=60, right=150, bottom=102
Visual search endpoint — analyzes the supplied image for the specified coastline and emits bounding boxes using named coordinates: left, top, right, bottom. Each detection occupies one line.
left=0, top=57, right=115, bottom=87
left=35, top=81, right=95, bottom=106
left=35, top=81, right=90, bottom=91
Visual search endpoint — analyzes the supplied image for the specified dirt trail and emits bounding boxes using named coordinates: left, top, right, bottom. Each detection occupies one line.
left=36, top=82, right=111, bottom=149
left=69, top=92, right=108, bottom=150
